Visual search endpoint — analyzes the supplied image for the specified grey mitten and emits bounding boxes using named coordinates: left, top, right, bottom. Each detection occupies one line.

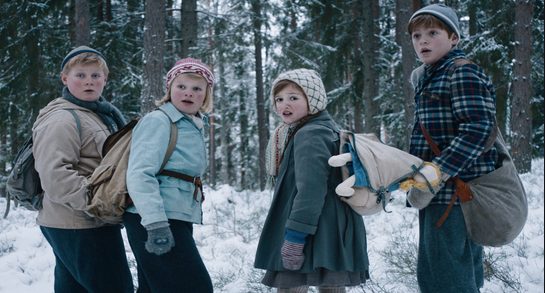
left=407, top=187, right=436, bottom=209
left=281, top=240, right=305, bottom=270
left=281, top=229, right=307, bottom=270
left=144, top=221, right=175, bottom=255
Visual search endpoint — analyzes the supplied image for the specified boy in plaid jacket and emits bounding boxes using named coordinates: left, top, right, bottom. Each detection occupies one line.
left=406, top=4, right=498, bottom=292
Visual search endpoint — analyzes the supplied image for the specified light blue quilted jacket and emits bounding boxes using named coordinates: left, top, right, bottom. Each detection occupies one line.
left=126, top=102, right=207, bottom=226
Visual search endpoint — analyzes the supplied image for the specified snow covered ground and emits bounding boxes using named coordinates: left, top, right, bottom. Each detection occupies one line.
left=0, top=159, right=543, bottom=292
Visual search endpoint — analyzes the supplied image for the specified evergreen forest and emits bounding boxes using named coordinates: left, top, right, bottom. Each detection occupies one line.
left=0, top=0, right=543, bottom=192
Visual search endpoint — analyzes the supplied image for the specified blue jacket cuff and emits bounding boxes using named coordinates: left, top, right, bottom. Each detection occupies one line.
left=285, top=229, right=307, bottom=244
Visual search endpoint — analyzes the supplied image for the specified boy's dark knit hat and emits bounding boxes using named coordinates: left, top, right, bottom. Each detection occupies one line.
left=61, top=46, right=106, bottom=71
left=409, top=4, right=461, bottom=39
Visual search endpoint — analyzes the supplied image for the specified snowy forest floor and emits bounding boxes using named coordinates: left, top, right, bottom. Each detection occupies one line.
left=0, top=159, right=543, bottom=292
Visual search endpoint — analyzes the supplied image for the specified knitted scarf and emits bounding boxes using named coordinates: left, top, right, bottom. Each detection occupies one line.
left=62, top=87, right=126, bottom=133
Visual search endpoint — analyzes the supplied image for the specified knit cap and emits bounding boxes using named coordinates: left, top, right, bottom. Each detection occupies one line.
left=166, top=58, right=215, bottom=92
left=409, top=4, right=461, bottom=39
left=271, top=68, right=327, bottom=115
left=61, top=46, right=106, bottom=71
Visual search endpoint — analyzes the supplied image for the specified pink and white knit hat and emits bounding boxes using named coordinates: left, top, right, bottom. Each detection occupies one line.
left=165, top=58, right=215, bottom=92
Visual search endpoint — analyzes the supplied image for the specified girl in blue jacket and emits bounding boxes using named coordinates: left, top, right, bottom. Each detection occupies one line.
left=124, top=58, right=214, bottom=292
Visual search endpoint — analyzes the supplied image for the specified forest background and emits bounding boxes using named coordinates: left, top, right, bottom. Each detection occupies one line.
left=0, top=0, right=543, bottom=192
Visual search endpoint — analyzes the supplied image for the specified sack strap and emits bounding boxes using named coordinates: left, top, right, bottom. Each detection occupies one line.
left=418, top=123, right=474, bottom=228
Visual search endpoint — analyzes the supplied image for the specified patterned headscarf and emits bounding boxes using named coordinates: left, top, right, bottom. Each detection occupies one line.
left=266, top=68, right=327, bottom=176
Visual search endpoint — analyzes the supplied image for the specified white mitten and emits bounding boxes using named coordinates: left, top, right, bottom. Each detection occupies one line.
left=335, top=175, right=356, bottom=197
left=328, top=153, right=357, bottom=197
left=328, top=152, right=352, bottom=167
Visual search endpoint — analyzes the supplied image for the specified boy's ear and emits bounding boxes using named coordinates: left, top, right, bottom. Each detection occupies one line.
left=451, top=34, right=459, bottom=46
left=60, top=73, right=68, bottom=85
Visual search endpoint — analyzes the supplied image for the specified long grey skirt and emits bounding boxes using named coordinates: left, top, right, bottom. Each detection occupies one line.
left=261, top=268, right=368, bottom=289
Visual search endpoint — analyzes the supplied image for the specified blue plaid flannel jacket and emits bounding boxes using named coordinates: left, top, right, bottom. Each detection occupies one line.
left=409, top=49, right=499, bottom=205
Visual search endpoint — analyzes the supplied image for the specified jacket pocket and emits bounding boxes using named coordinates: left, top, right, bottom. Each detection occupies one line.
left=159, top=176, right=196, bottom=214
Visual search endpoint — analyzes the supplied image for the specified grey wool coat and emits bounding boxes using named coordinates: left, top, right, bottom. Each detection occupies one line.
left=254, top=111, right=369, bottom=273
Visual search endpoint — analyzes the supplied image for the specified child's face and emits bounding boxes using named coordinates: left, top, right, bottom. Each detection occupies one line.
left=170, top=73, right=208, bottom=115
left=274, top=83, right=309, bottom=124
left=411, top=26, right=458, bottom=65
left=61, top=63, right=107, bottom=102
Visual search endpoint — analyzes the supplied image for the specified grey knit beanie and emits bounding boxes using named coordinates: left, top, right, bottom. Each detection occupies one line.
left=409, top=4, right=461, bottom=39
left=271, top=68, right=327, bottom=115
left=61, top=46, right=106, bottom=71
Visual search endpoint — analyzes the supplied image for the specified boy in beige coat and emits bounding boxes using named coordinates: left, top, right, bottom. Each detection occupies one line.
left=33, top=46, right=133, bottom=292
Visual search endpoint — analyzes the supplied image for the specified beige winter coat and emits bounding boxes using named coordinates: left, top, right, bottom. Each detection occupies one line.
left=32, top=98, right=111, bottom=228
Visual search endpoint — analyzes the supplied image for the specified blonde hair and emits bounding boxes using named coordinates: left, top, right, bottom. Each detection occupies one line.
left=156, top=72, right=214, bottom=113
left=408, top=14, right=456, bottom=38
left=61, top=52, right=109, bottom=76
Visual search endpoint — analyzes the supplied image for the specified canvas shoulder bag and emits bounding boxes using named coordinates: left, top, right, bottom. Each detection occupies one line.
left=420, top=123, right=528, bottom=247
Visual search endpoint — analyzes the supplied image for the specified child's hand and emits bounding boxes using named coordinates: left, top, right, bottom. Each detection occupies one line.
left=413, top=162, right=442, bottom=190
left=281, top=240, right=305, bottom=270
left=401, top=162, right=445, bottom=209
left=281, top=229, right=306, bottom=270
left=145, top=221, right=175, bottom=255
left=400, top=162, right=442, bottom=193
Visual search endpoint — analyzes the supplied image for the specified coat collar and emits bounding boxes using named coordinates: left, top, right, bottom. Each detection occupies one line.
left=159, top=102, right=207, bottom=129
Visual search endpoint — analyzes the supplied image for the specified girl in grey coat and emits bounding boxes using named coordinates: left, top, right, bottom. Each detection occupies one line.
left=254, top=69, right=369, bottom=293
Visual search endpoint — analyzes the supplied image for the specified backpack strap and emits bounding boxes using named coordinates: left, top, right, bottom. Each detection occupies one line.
left=157, top=108, right=178, bottom=171
left=65, top=109, right=82, bottom=138
left=156, top=109, right=204, bottom=202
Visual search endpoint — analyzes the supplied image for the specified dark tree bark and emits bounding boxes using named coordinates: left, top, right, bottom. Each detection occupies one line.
left=97, top=0, right=103, bottom=21
left=75, top=0, right=90, bottom=46
left=251, top=0, right=268, bottom=191
left=141, top=0, right=166, bottom=113
left=181, top=0, right=197, bottom=57
left=510, top=0, right=533, bottom=172
left=352, top=0, right=364, bottom=132
left=105, top=0, right=112, bottom=21
left=361, top=0, right=380, bottom=135
left=396, top=0, right=418, bottom=150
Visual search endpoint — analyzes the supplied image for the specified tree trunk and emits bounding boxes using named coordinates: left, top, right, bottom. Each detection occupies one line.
left=362, top=0, right=380, bottom=135
left=239, top=91, right=249, bottom=190
left=510, top=0, right=533, bottom=172
left=105, top=0, right=112, bottom=21
left=75, top=0, right=90, bottom=46
left=141, top=0, right=166, bottom=113
left=97, top=0, right=103, bottom=21
left=352, top=0, right=364, bottom=132
left=396, top=0, right=418, bottom=150
left=251, top=0, right=268, bottom=191
left=181, top=0, right=197, bottom=57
